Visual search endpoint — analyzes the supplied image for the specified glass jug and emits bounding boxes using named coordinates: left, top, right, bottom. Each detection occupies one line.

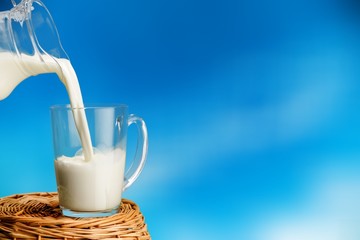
left=0, top=0, right=68, bottom=100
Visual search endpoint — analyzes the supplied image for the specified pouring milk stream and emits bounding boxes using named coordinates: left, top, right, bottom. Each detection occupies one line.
left=0, top=52, right=94, bottom=161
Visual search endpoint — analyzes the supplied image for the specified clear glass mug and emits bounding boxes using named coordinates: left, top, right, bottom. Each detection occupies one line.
left=51, top=105, right=148, bottom=217
left=0, top=0, right=68, bottom=99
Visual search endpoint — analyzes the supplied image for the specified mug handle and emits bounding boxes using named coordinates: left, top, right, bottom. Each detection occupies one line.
left=123, top=114, right=148, bottom=191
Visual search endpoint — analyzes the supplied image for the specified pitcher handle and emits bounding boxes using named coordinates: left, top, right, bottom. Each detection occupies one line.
left=123, top=114, right=148, bottom=191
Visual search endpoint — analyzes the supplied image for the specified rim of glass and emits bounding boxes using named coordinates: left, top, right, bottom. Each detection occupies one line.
left=50, top=104, right=128, bottom=110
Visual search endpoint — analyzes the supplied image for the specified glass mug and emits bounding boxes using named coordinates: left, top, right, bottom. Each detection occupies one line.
left=51, top=104, right=148, bottom=217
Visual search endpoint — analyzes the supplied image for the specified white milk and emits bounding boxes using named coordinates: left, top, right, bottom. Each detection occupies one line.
left=0, top=52, right=93, bottom=160
left=55, top=149, right=125, bottom=211
left=0, top=52, right=125, bottom=211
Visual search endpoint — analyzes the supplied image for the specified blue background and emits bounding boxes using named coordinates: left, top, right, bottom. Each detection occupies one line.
left=2, top=0, right=360, bottom=239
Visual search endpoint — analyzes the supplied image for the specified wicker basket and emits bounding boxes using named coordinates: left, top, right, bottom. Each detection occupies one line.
left=0, top=192, right=150, bottom=239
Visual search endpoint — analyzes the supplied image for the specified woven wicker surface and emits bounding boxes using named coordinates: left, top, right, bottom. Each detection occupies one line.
left=0, top=192, right=150, bottom=239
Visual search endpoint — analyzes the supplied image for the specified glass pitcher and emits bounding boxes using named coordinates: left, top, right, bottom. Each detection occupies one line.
left=0, top=0, right=68, bottom=100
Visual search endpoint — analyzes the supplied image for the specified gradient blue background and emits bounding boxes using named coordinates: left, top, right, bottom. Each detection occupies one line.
left=1, top=0, right=360, bottom=239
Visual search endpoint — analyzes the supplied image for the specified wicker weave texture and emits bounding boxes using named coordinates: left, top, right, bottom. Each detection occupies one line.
left=0, top=192, right=150, bottom=239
